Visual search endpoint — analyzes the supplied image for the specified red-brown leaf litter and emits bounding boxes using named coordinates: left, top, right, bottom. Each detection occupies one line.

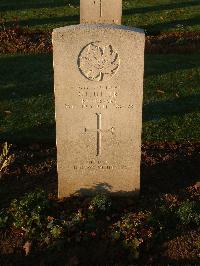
left=0, top=28, right=200, bottom=54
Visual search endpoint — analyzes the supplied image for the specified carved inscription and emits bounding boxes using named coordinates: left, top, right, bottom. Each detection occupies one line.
left=64, top=83, right=133, bottom=170
left=84, top=113, right=114, bottom=156
left=79, top=85, right=118, bottom=109
left=65, top=85, right=134, bottom=110
left=73, top=160, right=128, bottom=170
left=99, top=0, right=102, bottom=17
left=78, top=41, right=120, bottom=81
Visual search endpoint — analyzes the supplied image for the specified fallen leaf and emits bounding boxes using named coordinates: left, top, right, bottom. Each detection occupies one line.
left=23, top=241, right=32, bottom=256
left=4, top=110, right=12, bottom=115
left=157, top=90, right=165, bottom=94
left=194, top=182, right=200, bottom=190
left=47, top=216, right=54, bottom=222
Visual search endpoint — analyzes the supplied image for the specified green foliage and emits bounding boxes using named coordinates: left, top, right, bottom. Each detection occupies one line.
left=0, top=209, right=9, bottom=229
left=195, top=239, right=200, bottom=253
left=0, top=142, right=14, bottom=175
left=6, top=190, right=102, bottom=244
left=111, top=212, right=153, bottom=259
left=177, top=200, right=200, bottom=226
left=1, top=188, right=199, bottom=260
left=71, top=209, right=84, bottom=225
left=89, top=193, right=111, bottom=213
left=9, top=189, right=49, bottom=237
left=110, top=199, right=200, bottom=259
left=151, top=204, right=177, bottom=229
left=49, top=225, right=63, bottom=239
left=123, top=238, right=141, bottom=260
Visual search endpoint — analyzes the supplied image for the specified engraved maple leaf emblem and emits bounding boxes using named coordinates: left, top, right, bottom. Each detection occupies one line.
left=78, top=42, right=120, bottom=81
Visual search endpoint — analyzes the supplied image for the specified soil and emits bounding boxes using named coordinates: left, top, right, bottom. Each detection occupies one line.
left=0, top=28, right=200, bottom=54
left=146, top=32, right=200, bottom=54
left=0, top=141, right=199, bottom=265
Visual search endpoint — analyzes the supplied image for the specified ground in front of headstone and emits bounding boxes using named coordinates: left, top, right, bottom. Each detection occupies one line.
left=0, top=142, right=199, bottom=265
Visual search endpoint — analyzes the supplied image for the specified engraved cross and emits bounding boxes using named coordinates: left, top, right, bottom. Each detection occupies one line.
left=99, top=0, right=102, bottom=17
left=84, top=113, right=114, bottom=156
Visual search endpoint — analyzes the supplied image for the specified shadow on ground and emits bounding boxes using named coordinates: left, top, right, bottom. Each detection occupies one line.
left=2, top=0, right=199, bottom=33
left=123, top=0, right=200, bottom=16
left=0, top=0, right=80, bottom=12
left=0, top=54, right=53, bottom=102
left=143, top=94, right=200, bottom=122
left=4, top=15, right=79, bottom=29
left=141, top=142, right=200, bottom=195
left=143, top=17, right=200, bottom=35
left=74, top=183, right=139, bottom=197
left=0, top=54, right=199, bottom=144
left=1, top=53, right=199, bottom=100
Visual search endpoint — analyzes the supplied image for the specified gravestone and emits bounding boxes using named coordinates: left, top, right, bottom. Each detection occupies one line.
left=53, top=2, right=145, bottom=198
left=80, top=0, right=122, bottom=25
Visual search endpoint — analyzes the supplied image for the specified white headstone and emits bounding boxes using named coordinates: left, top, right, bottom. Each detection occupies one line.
left=53, top=2, right=145, bottom=198
left=80, top=0, right=122, bottom=25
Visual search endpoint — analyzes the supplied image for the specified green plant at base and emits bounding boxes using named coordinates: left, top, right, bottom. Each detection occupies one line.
left=0, top=142, right=14, bottom=177
left=0, top=209, right=9, bottom=229
left=9, top=189, right=49, bottom=237
left=111, top=212, right=153, bottom=260
left=177, top=200, right=200, bottom=226
left=123, top=238, right=142, bottom=260
left=195, top=239, right=200, bottom=250
left=89, top=193, right=112, bottom=213
left=49, top=225, right=63, bottom=239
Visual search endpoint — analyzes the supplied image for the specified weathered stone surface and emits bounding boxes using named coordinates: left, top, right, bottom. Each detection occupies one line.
left=80, top=0, right=122, bottom=25
left=53, top=24, right=145, bottom=197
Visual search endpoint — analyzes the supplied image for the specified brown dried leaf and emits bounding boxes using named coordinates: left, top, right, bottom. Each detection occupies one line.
left=23, top=241, right=32, bottom=256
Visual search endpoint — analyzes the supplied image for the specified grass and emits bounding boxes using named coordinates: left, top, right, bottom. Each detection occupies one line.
left=144, top=54, right=200, bottom=140
left=0, top=0, right=199, bottom=142
left=0, top=0, right=199, bottom=34
left=0, top=2, right=199, bottom=264
left=0, top=53, right=199, bottom=143
left=0, top=54, right=55, bottom=142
